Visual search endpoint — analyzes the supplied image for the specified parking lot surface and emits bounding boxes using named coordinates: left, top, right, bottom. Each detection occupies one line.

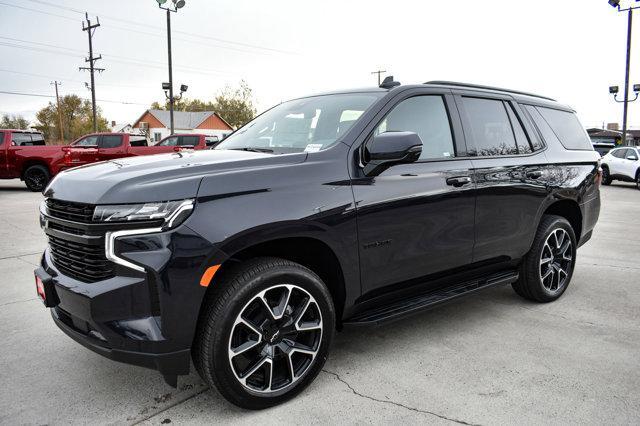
left=0, top=179, right=638, bottom=425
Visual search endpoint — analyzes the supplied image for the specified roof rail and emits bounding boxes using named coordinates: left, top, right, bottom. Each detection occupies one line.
left=425, top=81, right=556, bottom=102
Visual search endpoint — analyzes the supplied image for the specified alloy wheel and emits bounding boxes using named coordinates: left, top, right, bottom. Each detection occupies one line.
left=539, top=228, right=573, bottom=292
left=25, top=169, right=46, bottom=190
left=228, top=284, right=323, bottom=394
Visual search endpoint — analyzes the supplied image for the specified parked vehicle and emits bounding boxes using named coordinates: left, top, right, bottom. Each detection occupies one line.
left=600, top=146, right=640, bottom=189
left=0, top=129, right=68, bottom=191
left=35, top=79, right=601, bottom=409
left=592, top=141, right=616, bottom=157
left=0, top=131, right=212, bottom=192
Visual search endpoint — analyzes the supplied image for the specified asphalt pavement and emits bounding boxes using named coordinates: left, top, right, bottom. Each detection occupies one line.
left=0, top=179, right=638, bottom=425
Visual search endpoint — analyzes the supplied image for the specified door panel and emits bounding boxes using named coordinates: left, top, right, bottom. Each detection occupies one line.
left=354, top=160, right=476, bottom=295
left=622, top=150, right=639, bottom=179
left=354, top=92, right=475, bottom=296
left=471, top=155, right=549, bottom=262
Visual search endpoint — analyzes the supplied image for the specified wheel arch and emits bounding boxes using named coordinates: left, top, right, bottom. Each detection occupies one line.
left=541, top=200, right=582, bottom=244
left=202, top=236, right=348, bottom=327
left=21, top=159, right=52, bottom=178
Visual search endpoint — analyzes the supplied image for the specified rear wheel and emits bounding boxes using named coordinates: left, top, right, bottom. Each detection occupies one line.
left=192, top=257, right=335, bottom=409
left=635, top=170, right=640, bottom=190
left=601, top=166, right=612, bottom=185
left=512, top=215, right=577, bottom=303
left=23, top=165, right=50, bottom=192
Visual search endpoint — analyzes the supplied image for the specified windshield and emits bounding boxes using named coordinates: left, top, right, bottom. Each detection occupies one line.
left=215, top=93, right=383, bottom=154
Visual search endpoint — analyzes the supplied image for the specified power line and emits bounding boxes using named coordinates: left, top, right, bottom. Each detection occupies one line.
left=2, top=0, right=294, bottom=56
left=0, top=89, right=152, bottom=106
left=0, top=68, right=157, bottom=89
left=21, top=0, right=296, bottom=55
left=0, top=37, right=235, bottom=76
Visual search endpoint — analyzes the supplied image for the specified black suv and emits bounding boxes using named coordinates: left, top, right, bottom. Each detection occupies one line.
left=35, top=80, right=601, bottom=409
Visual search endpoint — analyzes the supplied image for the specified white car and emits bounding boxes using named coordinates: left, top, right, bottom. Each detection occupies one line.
left=601, top=146, right=640, bottom=189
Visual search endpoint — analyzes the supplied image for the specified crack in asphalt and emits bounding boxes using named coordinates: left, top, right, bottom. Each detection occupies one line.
left=0, top=298, right=37, bottom=307
left=0, top=251, right=42, bottom=261
left=129, top=385, right=209, bottom=426
left=322, top=369, right=481, bottom=426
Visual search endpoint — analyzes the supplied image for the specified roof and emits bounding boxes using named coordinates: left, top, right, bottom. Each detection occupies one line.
left=301, top=81, right=570, bottom=110
left=133, top=110, right=232, bottom=130
left=0, top=129, right=42, bottom=133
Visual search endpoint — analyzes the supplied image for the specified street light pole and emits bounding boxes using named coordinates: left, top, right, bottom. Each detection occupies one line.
left=166, top=8, right=174, bottom=135
left=622, top=7, right=633, bottom=145
left=608, top=0, right=640, bottom=146
left=156, top=0, right=186, bottom=135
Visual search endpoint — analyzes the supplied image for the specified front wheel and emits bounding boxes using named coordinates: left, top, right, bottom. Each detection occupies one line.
left=636, top=170, right=640, bottom=190
left=192, top=257, right=335, bottom=409
left=512, top=215, right=577, bottom=303
left=23, top=165, right=50, bottom=192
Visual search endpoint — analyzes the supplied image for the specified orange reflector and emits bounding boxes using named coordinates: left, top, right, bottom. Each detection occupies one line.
left=200, top=264, right=221, bottom=287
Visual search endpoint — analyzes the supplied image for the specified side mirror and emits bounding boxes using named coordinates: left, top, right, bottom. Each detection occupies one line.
left=628, top=154, right=638, bottom=161
left=363, top=131, right=423, bottom=176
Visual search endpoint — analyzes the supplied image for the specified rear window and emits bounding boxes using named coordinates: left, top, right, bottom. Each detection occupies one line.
left=533, top=107, right=592, bottom=150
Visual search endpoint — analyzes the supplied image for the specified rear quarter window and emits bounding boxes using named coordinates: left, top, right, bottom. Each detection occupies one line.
left=532, top=106, right=592, bottom=151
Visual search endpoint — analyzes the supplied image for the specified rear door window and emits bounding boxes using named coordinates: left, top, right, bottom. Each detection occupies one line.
left=505, top=104, right=533, bottom=154
left=30, top=133, right=45, bottom=145
left=534, top=107, right=592, bottom=150
left=99, top=135, right=123, bottom=149
left=461, top=97, right=518, bottom=156
left=179, top=136, right=199, bottom=146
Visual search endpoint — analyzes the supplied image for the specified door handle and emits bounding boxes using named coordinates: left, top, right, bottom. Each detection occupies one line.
left=446, top=176, right=472, bottom=187
left=526, top=170, right=543, bottom=179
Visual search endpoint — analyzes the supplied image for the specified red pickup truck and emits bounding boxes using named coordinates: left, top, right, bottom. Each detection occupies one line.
left=1, top=131, right=216, bottom=192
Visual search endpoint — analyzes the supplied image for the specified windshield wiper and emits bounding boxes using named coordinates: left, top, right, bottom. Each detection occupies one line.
left=230, top=147, right=274, bottom=153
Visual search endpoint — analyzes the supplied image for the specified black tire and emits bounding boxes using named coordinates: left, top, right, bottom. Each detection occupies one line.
left=636, top=170, right=640, bottom=190
left=601, top=165, right=612, bottom=185
left=23, top=165, right=50, bottom=192
left=192, top=257, right=335, bottom=409
left=512, top=215, right=577, bottom=303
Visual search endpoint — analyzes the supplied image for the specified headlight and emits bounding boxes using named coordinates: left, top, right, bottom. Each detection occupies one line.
left=93, top=199, right=194, bottom=228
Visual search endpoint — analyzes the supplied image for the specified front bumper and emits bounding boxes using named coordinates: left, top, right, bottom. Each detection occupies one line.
left=39, top=223, right=226, bottom=381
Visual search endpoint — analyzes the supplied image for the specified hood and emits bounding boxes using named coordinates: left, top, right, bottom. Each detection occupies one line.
left=44, top=150, right=307, bottom=204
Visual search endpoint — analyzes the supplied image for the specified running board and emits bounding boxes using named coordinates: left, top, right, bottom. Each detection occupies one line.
left=344, top=271, right=519, bottom=326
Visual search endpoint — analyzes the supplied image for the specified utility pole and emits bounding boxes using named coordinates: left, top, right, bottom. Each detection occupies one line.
left=80, top=12, right=104, bottom=132
left=371, top=70, right=386, bottom=86
left=50, top=81, right=64, bottom=141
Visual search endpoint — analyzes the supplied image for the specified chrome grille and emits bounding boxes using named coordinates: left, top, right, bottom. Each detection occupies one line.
left=45, top=198, right=114, bottom=282
left=45, top=199, right=95, bottom=223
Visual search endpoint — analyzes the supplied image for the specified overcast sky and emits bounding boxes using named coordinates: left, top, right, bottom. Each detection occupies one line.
left=1, top=0, right=639, bottom=129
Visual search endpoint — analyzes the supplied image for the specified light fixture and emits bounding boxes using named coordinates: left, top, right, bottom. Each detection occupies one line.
left=609, top=86, right=620, bottom=94
left=634, top=84, right=640, bottom=93
left=156, top=0, right=167, bottom=4
left=608, top=0, right=620, bottom=7
left=173, top=0, right=186, bottom=8
left=180, top=84, right=188, bottom=92
left=162, top=82, right=171, bottom=90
